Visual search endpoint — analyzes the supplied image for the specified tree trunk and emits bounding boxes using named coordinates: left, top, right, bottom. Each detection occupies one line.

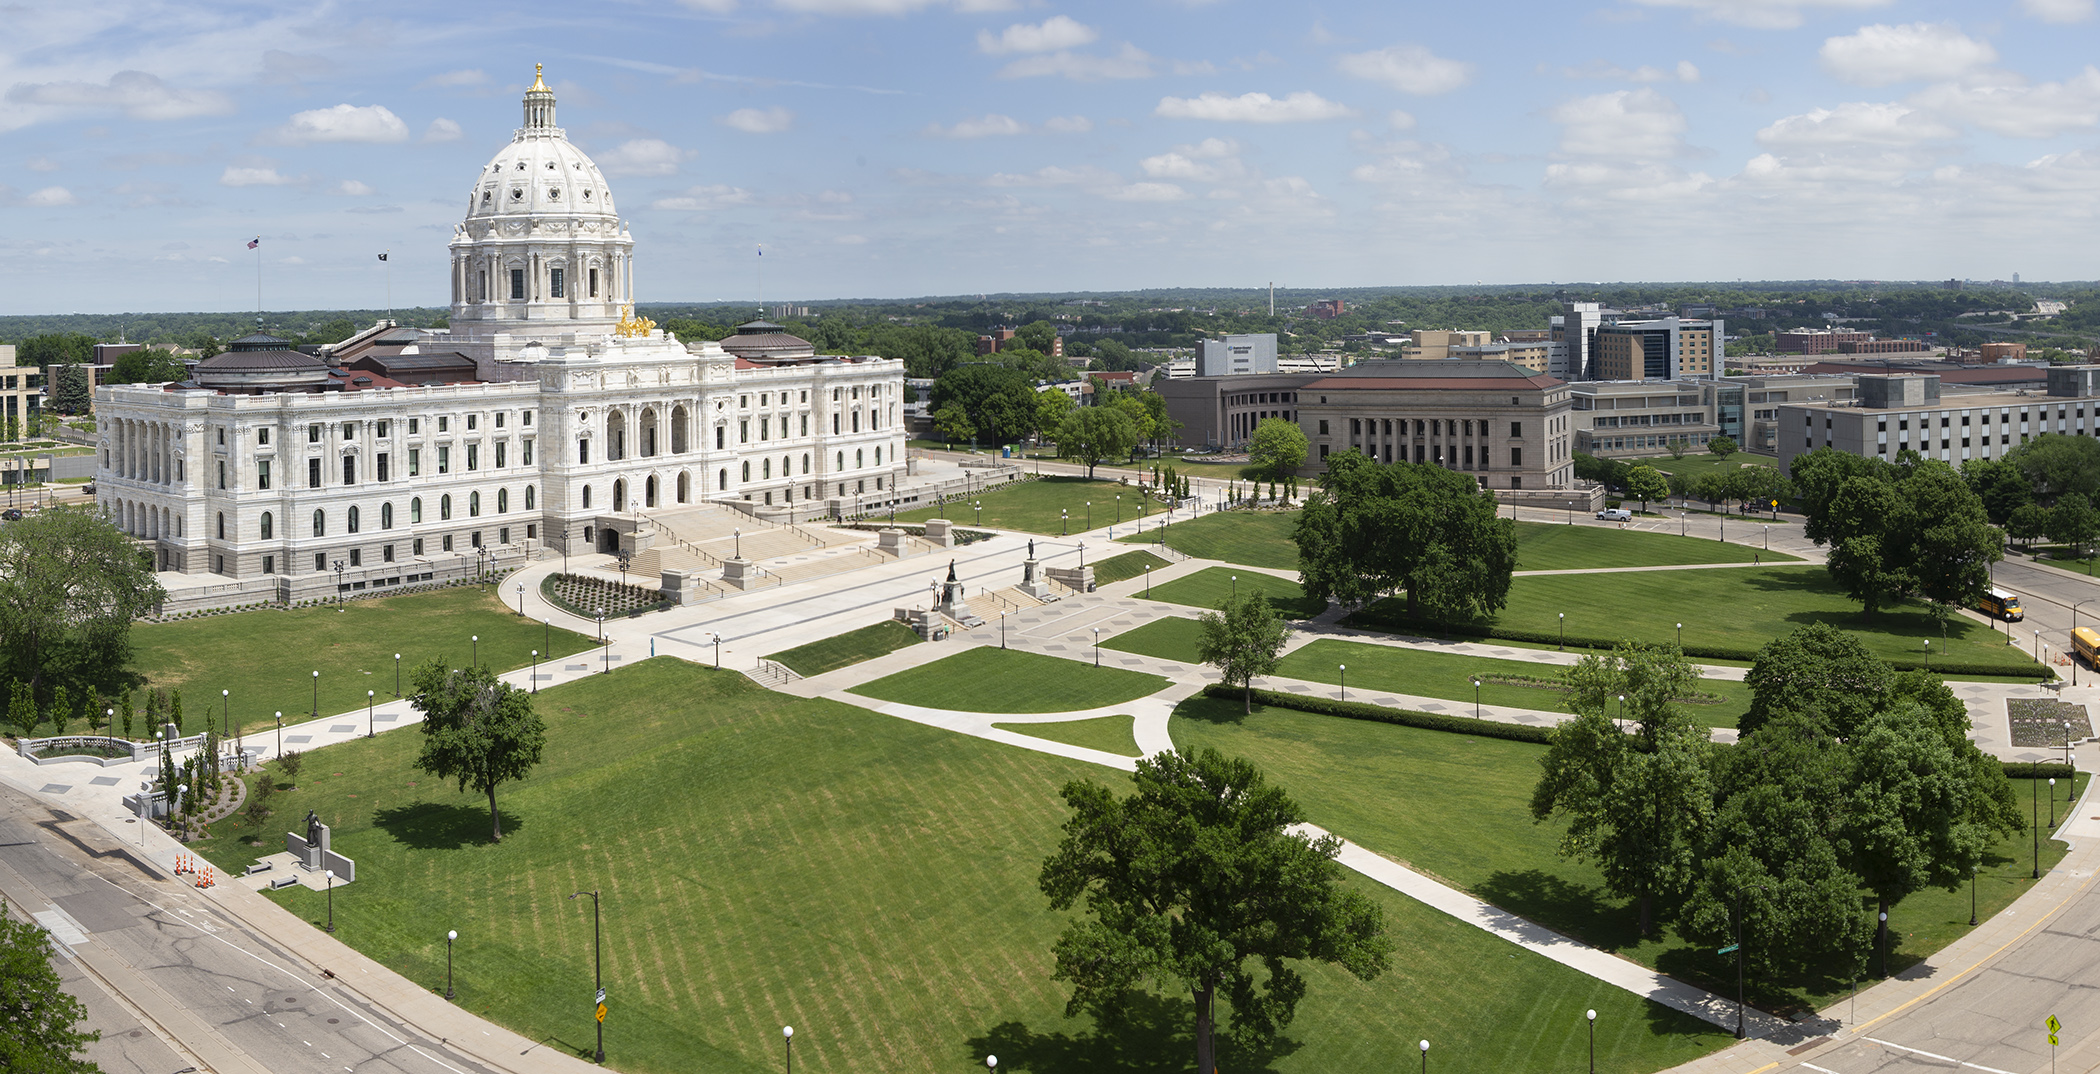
left=1244, top=682, right=1252, bottom=714
left=1637, top=891, right=1653, bottom=937
left=1193, top=983, right=1216, bottom=1074
left=487, top=784, right=503, bottom=843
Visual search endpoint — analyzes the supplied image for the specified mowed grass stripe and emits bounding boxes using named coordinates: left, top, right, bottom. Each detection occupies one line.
left=849, top=646, right=1170, bottom=712
left=200, top=657, right=1729, bottom=1074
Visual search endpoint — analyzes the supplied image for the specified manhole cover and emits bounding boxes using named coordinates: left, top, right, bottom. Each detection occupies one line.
left=129, top=1031, right=142, bottom=1039
left=328, top=1018, right=340, bottom=1024
left=281, top=996, right=301, bottom=1005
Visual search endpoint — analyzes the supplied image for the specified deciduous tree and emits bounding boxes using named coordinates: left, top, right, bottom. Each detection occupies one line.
left=1708, top=435, right=1738, bottom=457
left=1054, top=406, right=1138, bottom=478
left=1624, top=465, right=1669, bottom=513
left=1246, top=417, right=1307, bottom=481
left=0, top=507, right=165, bottom=701
left=0, top=898, right=101, bottom=1074
left=1294, top=451, right=1517, bottom=620
left=1196, top=593, right=1291, bottom=712
left=1039, top=748, right=1390, bottom=1074
left=408, top=661, right=547, bottom=843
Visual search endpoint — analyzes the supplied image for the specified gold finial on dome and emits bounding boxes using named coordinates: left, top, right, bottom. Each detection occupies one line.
left=614, top=305, right=656, bottom=339
left=530, top=63, right=549, bottom=92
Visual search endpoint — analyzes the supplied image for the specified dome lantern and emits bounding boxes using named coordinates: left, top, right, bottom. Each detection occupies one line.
left=523, top=63, right=556, bottom=131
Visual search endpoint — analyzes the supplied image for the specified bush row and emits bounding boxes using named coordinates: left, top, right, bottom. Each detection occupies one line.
left=1340, top=611, right=2053, bottom=680
left=1203, top=684, right=1554, bottom=745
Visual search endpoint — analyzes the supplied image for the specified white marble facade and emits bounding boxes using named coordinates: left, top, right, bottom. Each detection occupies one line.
left=94, top=69, right=906, bottom=581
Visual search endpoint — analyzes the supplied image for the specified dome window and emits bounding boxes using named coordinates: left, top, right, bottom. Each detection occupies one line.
left=546, top=161, right=556, bottom=170
left=547, top=188, right=561, bottom=201
left=511, top=188, right=524, bottom=201
left=515, top=161, right=526, bottom=170
left=582, top=190, right=591, bottom=200
left=481, top=190, right=491, bottom=205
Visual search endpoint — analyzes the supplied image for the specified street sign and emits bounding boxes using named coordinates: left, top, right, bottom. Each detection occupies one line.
left=2049, top=1015, right=2061, bottom=1033
left=1717, top=944, right=1739, bottom=955
left=597, top=987, right=607, bottom=1005
left=596, top=1003, right=607, bottom=1024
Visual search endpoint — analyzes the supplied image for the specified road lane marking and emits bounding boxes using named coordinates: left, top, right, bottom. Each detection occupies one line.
left=1866, top=1037, right=2021, bottom=1074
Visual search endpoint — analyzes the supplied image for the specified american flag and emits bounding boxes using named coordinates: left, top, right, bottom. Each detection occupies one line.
left=247, top=237, right=259, bottom=249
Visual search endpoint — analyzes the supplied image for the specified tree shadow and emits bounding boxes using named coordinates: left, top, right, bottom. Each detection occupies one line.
left=1471, top=868, right=1645, bottom=954
left=1172, top=694, right=1254, bottom=728
left=966, top=991, right=1300, bottom=1073
left=372, top=802, right=521, bottom=850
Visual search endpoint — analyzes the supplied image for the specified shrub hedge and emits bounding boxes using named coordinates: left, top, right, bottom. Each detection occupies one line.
left=1340, top=610, right=2053, bottom=680
left=1203, top=684, right=1554, bottom=745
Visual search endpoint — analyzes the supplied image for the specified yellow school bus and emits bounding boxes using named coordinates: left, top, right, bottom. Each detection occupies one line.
left=2074, top=627, right=2100, bottom=668
left=1977, top=588, right=2024, bottom=621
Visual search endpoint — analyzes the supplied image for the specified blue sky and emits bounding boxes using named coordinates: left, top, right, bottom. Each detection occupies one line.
left=5, top=0, right=2099, bottom=314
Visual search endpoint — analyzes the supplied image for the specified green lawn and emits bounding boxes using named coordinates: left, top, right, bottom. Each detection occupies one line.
left=1103, top=616, right=1206, bottom=664
left=195, top=658, right=1730, bottom=1074
left=1170, top=694, right=2081, bottom=1012
left=850, top=646, right=1170, bottom=712
left=1117, top=509, right=1302, bottom=569
left=1093, top=549, right=1171, bottom=586
left=130, top=587, right=598, bottom=738
left=1274, top=639, right=1751, bottom=729
left=1353, top=566, right=2042, bottom=672
left=897, top=475, right=1136, bottom=534
left=1148, top=567, right=1328, bottom=619
left=1644, top=451, right=1784, bottom=482
left=1512, top=521, right=1798, bottom=571
left=991, top=715, right=1142, bottom=756
left=765, top=620, right=923, bottom=677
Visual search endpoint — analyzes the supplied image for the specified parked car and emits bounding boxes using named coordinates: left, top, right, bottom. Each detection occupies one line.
left=2, top=509, right=22, bottom=521
left=1596, top=508, right=1633, bottom=522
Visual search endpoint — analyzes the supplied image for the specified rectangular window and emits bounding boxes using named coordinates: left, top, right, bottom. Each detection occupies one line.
left=577, top=439, right=589, bottom=464
left=315, top=553, right=326, bottom=573
left=408, top=448, right=421, bottom=477
left=443, top=534, right=454, bottom=552
left=413, top=538, right=425, bottom=557
left=383, top=544, right=395, bottom=563
left=740, top=420, right=749, bottom=443
left=342, top=456, right=356, bottom=485
left=467, top=444, right=479, bottom=471
left=510, top=267, right=526, bottom=300
left=308, top=458, right=321, bottom=489
left=1510, top=447, right=1523, bottom=467
left=1318, top=420, right=1330, bottom=434
left=308, top=424, right=321, bottom=444
left=263, top=555, right=273, bottom=575
left=521, top=439, right=534, bottom=465
left=495, top=412, right=505, bottom=429
left=496, top=442, right=507, bottom=468
left=522, top=411, right=533, bottom=426
left=376, top=453, right=389, bottom=482
left=1510, top=422, right=1522, bottom=437
left=471, top=531, right=482, bottom=548
left=467, top=414, right=478, bottom=431
left=437, top=446, right=451, bottom=474
left=217, top=461, right=225, bottom=489
left=588, top=268, right=599, bottom=297
left=438, top=416, right=450, bottom=433
left=257, top=461, right=271, bottom=489
left=550, top=267, right=565, bottom=298
left=342, top=422, right=356, bottom=441
left=258, top=427, right=271, bottom=445
left=409, top=418, right=420, bottom=434
left=376, top=421, right=389, bottom=438
left=349, top=549, right=361, bottom=567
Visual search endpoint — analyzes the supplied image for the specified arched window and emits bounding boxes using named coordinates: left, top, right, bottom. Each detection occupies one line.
left=381, top=502, right=393, bottom=529
left=410, top=497, right=422, bottom=524
left=582, top=485, right=592, bottom=508
left=856, top=449, right=864, bottom=468
left=802, top=453, right=810, bottom=474
left=781, top=455, right=790, bottom=479
left=762, top=458, right=770, bottom=479
left=741, top=461, right=751, bottom=481
left=837, top=451, right=844, bottom=470
left=312, top=510, right=326, bottom=536
left=719, top=468, right=728, bottom=490
left=440, top=494, right=452, bottom=520
left=677, top=471, right=690, bottom=502
left=348, top=506, right=360, bottom=534
left=260, top=512, right=273, bottom=539
left=497, top=488, right=509, bottom=513
left=525, top=484, right=535, bottom=509
left=874, top=446, right=882, bottom=466
left=216, top=512, right=225, bottom=539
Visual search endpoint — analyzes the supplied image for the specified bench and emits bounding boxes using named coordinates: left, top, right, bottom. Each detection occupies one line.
left=268, top=875, right=299, bottom=890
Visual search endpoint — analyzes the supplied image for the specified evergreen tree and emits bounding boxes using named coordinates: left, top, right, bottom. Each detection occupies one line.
left=47, top=684, right=69, bottom=735
left=7, top=681, right=32, bottom=736
left=170, top=689, right=183, bottom=734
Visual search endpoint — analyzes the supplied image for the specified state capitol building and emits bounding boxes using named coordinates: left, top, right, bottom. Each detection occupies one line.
left=93, top=69, right=906, bottom=601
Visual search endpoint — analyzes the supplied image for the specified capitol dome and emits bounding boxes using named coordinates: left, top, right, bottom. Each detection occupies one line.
left=447, top=65, right=636, bottom=350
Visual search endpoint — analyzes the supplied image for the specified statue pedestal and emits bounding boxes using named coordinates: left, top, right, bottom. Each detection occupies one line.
left=721, top=558, right=757, bottom=590
left=1020, top=557, right=1053, bottom=600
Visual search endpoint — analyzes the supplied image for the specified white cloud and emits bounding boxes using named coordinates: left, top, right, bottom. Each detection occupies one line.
left=1625, top=0, right=1892, bottom=31
left=1757, top=101, right=1958, bottom=146
left=597, top=138, right=691, bottom=176
left=985, top=164, right=1121, bottom=188
left=651, top=184, right=754, bottom=211
left=332, top=179, right=375, bottom=196
left=25, top=156, right=57, bottom=172
left=417, top=69, right=488, bottom=89
left=1043, top=115, right=1093, bottom=133
left=1819, top=23, right=1997, bottom=87
left=835, top=234, right=869, bottom=245
left=924, top=114, right=1028, bottom=138
left=422, top=118, right=463, bottom=143
left=4, top=70, right=234, bottom=120
left=1909, top=68, right=2100, bottom=138
left=2021, top=0, right=2094, bottom=22
left=977, top=16, right=1097, bottom=54
left=1140, top=138, right=1244, bottom=181
left=1556, top=59, right=1701, bottom=83
left=1388, top=110, right=1418, bottom=130
left=220, top=165, right=295, bottom=187
left=1107, top=182, right=1188, bottom=201
left=1335, top=45, right=1474, bottom=95
left=1155, top=90, right=1355, bottom=123
left=1549, top=88, right=1687, bottom=157
left=999, top=44, right=1156, bottom=81
left=262, top=104, right=410, bottom=145
left=772, top=0, right=1013, bottom=12
left=23, top=186, right=76, bottom=207
left=720, top=107, right=794, bottom=133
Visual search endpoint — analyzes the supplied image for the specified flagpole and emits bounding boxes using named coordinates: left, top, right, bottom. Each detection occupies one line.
left=756, top=243, right=763, bottom=319
left=385, top=249, right=392, bottom=324
left=255, top=240, right=262, bottom=318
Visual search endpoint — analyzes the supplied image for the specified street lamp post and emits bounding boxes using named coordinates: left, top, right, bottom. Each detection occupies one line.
left=598, top=610, right=609, bottom=674
left=734, top=528, right=742, bottom=560
left=1079, top=542, right=1086, bottom=570
left=531, top=650, right=540, bottom=693
left=1419, top=1038, right=1429, bottom=1074
left=1473, top=678, right=1481, bottom=719
left=1970, top=864, right=1979, bottom=926
left=1231, top=574, right=1237, bottom=600
left=472, top=635, right=479, bottom=666
left=711, top=632, right=722, bottom=669
left=2034, top=758, right=2042, bottom=879
left=1000, top=612, right=1007, bottom=650
left=973, top=500, right=982, bottom=527
left=1676, top=622, right=1682, bottom=648
left=1586, top=1010, right=1596, bottom=1074
left=569, top=889, right=605, bottom=1064
left=1061, top=509, right=1068, bottom=536
left=222, top=688, right=230, bottom=740
left=1093, top=628, right=1100, bottom=667
left=2050, top=778, right=2058, bottom=827
left=1086, top=501, right=1091, bottom=529
left=1559, top=612, right=1566, bottom=650
left=325, top=869, right=336, bottom=933
left=1879, top=910, right=1889, bottom=978
left=516, top=582, right=526, bottom=617
left=333, top=559, right=345, bottom=611
left=394, top=654, right=402, bottom=697
left=446, top=929, right=458, bottom=1000
left=2036, top=629, right=2042, bottom=662
left=1145, top=565, right=1152, bottom=597
left=274, top=712, right=282, bottom=758
left=783, top=1026, right=793, bottom=1074
left=1924, top=638, right=1931, bottom=671
left=1115, top=494, right=1121, bottom=523
left=1339, top=664, right=1347, bottom=702
left=311, top=670, right=320, bottom=717
left=366, top=690, right=375, bottom=738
